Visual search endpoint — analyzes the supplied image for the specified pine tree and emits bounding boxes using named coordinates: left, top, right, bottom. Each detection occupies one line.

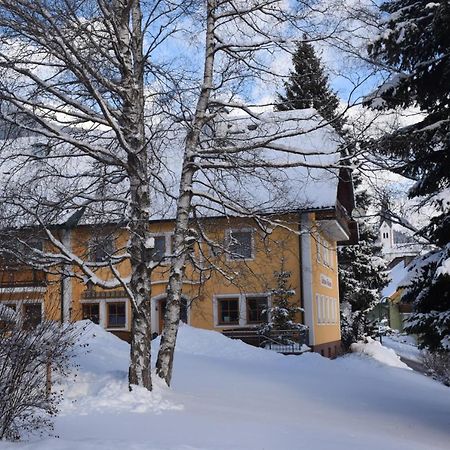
left=338, top=175, right=388, bottom=349
left=276, top=38, right=344, bottom=131
left=260, top=263, right=306, bottom=342
left=339, top=223, right=388, bottom=349
left=367, top=0, right=450, bottom=351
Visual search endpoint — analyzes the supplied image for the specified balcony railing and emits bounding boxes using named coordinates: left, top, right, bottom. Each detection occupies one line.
left=222, top=328, right=310, bottom=354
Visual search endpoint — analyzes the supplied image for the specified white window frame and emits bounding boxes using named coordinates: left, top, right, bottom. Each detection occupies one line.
left=104, top=299, right=129, bottom=331
left=80, top=300, right=101, bottom=325
left=316, top=235, right=333, bottom=269
left=88, top=234, right=116, bottom=263
left=316, top=294, right=338, bottom=325
left=80, top=297, right=130, bottom=331
left=0, top=299, right=44, bottom=327
left=149, top=232, right=175, bottom=265
left=213, top=292, right=270, bottom=328
left=225, top=228, right=255, bottom=261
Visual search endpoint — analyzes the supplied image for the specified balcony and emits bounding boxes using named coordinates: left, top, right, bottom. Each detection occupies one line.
left=222, top=328, right=310, bottom=355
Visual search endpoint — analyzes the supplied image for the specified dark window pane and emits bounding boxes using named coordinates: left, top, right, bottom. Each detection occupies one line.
left=91, top=236, right=115, bottom=262
left=228, top=231, right=252, bottom=259
left=82, top=303, right=100, bottom=325
left=23, top=303, right=42, bottom=329
left=218, top=298, right=239, bottom=325
left=107, top=302, right=126, bottom=328
left=151, top=236, right=166, bottom=261
left=247, top=297, right=268, bottom=324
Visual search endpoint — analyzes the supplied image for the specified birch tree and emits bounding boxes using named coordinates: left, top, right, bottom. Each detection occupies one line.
left=0, top=0, right=191, bottom=391
left=0, top=0, right=354, bottom=391
left=155, top=0, right=351, bottom=385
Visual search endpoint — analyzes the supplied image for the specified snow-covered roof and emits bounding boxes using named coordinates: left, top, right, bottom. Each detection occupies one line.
left=0, top=108, right=343, bottom=227
left=382, top=260, right=409, bottom=298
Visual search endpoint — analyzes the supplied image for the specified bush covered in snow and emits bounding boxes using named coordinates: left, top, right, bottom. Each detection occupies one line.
left=423, top=351, right=450, bottom=387
left=0, top=305, right=82, bottom=440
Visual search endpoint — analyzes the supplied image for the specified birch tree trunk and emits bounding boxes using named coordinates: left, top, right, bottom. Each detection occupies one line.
left=116, top=0, right=153, bottom=390
left=155, top=0, right=217, bottom=386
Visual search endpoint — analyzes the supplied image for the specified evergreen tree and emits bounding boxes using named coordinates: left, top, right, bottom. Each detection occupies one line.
left=338, top=176, right=388, bottom=350
left=260, top=263, right=306, bottom=342
left=367, top=0, right=450, bottom=351
left=276, top=38, right=344, bottom=131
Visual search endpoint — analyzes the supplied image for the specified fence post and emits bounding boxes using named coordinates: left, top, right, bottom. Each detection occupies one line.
left=45, top=353, right=51, bottom=398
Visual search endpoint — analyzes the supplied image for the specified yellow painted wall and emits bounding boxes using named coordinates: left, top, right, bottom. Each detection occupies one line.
left=0, top=212, right=343, bottom=350
left=310, top=214, right=341, bottom=346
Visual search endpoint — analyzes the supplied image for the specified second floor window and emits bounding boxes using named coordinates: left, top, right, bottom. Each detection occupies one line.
left=90, top=235, right=115, bottom=262
left=151, top=235, right=167, bottom=262
left=227, top=229, right=253, bottom=260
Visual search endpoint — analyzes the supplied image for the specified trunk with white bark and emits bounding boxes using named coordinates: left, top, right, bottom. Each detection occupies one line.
left=155, top=0, right=217, bottom=386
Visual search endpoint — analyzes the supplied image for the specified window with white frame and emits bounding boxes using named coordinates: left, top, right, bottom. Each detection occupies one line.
left=316, top=235, right=332, bottom=268
left=246, top=296, right=268, bottom=324
left=82, top=302, right=100, bottom=325
left=215, top=293, right=269, bottom=327
left=89, top=234, right=115, bottom=262
left=217, top=297, right=240, bottom=325
left=316, top=294, right=337, bottom=325
left=1, top=301, right=43, bottom=329
left=150, top=234, right=175, bottom=263
left=107, top=301, right=126, bottom=329
left=227, top=229, right=253, bottom=260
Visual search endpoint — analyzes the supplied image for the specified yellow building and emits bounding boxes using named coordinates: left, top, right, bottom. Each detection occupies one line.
left=0, top=110, right=357, bottom=358
left=0, top=175, right=356, bottom=358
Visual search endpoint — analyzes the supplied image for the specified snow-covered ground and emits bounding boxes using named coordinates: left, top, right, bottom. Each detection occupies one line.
left=382, top=333, right=424, bottom=364
left=1, top=323, right=449, bottom=450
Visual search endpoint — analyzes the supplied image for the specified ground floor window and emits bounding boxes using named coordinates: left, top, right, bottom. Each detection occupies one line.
left=107, top=302, right=126, bottom=328
left=316, top=294, right=337, bottom=325
left=82, top=303, right=100, bottom=325
left=22, top=303, right=42, bottom=329
left=246, top=296, right=268, bottom=324
left=218, top=297, right=240, bottom=325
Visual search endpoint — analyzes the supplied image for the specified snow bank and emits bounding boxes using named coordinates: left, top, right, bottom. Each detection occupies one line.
left=60, top=321, right=183, bottom=415
left=383, top=334, right=423, bottom=363
left=155, top=323, right=280, bottom=362
left=351, top=337, right=411, bottom=370
left=4, top=322, right=449, bottom=450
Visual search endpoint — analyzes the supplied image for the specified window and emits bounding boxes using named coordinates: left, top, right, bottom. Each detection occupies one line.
left=82, top=303, right=100, bottom=325
left=90, top=235, right=115, bottom=262
left=218, top=298, right=240, bottom=325
left=316, top=235, right=332, bottom=268
left=150, top=235, right=169, bottom=262
left=107, top=302, right=126, bottom=328
left=316, top=294, right=337, bottom=325
left=246, top=296, right=268, bottom=324
left=227, top=229, right=253, bottom=260
left=22, top=303, right=42, bottom=329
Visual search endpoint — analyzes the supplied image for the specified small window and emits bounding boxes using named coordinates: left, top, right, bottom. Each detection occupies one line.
left=151, top=236, right=167, bottom=262
left=90, top=235, right=115, bottom=262
left=246, top=296, right=268, bottom=324
left=22, top=303, right=42, bottom=330
left=107, top=302, right=126, bottom=328
left=218, top=298, right=239, bottom=325
left=227, top=230, right=253, bottom=260
left=82, top=303, right=100, bottom=325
